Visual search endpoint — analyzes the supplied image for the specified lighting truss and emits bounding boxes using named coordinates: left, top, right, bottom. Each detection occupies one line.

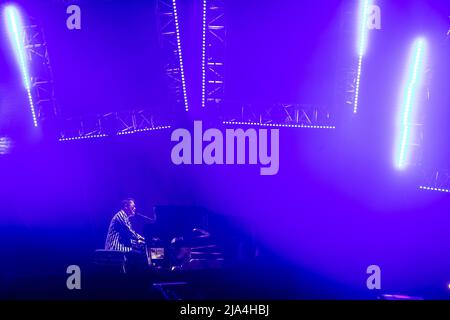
left=223, top=103, right=334, bottom=129
left=23, top=21, right=59, bottom=123
left=204, top=0, right=225, bottom=109
left=336, top=58, right=358, bottom=113
left=395, top=39, right=426, bottom=170
left=335, top=2, right=362, bottom=116
left=223, top=121, right=335, bottom=129
left=447, top=15, right=450, bottom=40
left=157, top=0, right=187, bottom=111
left=4, top=6, right=59, bottom=128
left=59, top=109, right=171, bottom=141
left=171, top=0, right=188, bottom=111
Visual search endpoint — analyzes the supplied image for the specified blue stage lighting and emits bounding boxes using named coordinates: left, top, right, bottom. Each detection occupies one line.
left=223, top=121, right=335, bottom=129
left=201, top=0, right=207, bottom=108
left=172, top=0, right=189, bottom=112
left=4, top=5, right=38, bottom=127
left=395, top=38, right=426, bottom=170
left=354, top=0, right=371, bottom=114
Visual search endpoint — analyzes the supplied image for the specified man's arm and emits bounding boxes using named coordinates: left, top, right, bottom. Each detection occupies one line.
left=116, top=213, right=145, bottom=243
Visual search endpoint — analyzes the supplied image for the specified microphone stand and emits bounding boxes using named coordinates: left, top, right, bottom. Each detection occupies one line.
left=136, top=213, right=155, bottom=222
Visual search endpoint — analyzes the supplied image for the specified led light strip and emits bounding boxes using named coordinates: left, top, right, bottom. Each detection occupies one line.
left=117, top=126, right=172, bottom=136
left=419, top=186, right=450, bottom=193
left=4, top=6, right=38, bottom=127
left=223, top=121, right=335, bottom=129
left=59, top=134, right=108, bottom=142
left=395, top=39, right=425, bottom=170
left=59, top=126, right=171, bottom=141
left=353, top=0, right=370, bottom=114
left=172, top=0, right=189, bottom=111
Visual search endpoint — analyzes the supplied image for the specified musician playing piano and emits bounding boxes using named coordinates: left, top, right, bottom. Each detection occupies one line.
left=105, top=198, right=146, bottom=252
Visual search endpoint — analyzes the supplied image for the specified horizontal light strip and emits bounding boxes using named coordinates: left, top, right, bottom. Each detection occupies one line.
left=59, top=126, right=172, bottom=141
left=223, top=121, right=335, bottom=129
left=117, top=126, right=172, bottom=135
left=59, top=134, right=108, bottom=142
left=419, top=186, right=450, bottom=193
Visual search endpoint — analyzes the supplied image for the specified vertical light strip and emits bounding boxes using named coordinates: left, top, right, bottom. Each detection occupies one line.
left=395, top=38, right=426, bottom=170
left=353, top=0, right=370, bottom=114
left=4, top=5, right=38, bottom=127
left=172, top=0, right=189, bottom=112
left=201, top=0, right=207, bottom=108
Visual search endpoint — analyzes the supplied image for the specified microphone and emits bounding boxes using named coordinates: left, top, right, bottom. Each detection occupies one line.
left=136, top=213, right=154, bottom=222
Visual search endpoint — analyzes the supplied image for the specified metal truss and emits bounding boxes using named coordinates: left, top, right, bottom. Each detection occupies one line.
left=417, top=26, right=450, bottom=190
left=157, top=0, right=184, bottom=109
left=205, top=0, right=225, bottom=109
left=405, top=74, right=430, bottom=168
left=223, top=103, right=334, bottom=128
left=59, top=109, right=171, bottom=141
left=446, top=15, right=450, bottom=40
left=406, top=123, right=425, bottom=167
left=335, top=1, right=374, bottom=115
left=420, top=169, right=450, bottom=193
left=336, top=59, right=358, bottom=113
left=23, top=20, right=59, bottom=123
left=333, top=2, right=358, bottom=114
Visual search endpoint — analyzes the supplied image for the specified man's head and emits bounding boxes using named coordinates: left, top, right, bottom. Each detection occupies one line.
left=121, top=198, right=136, bottom=216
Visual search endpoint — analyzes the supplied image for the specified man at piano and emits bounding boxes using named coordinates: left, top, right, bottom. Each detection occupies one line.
left=105, top=198, right=146, bottom=252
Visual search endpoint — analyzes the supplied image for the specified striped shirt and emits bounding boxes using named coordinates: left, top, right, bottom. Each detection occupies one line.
left=105, top=210, right=145, bottom=252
